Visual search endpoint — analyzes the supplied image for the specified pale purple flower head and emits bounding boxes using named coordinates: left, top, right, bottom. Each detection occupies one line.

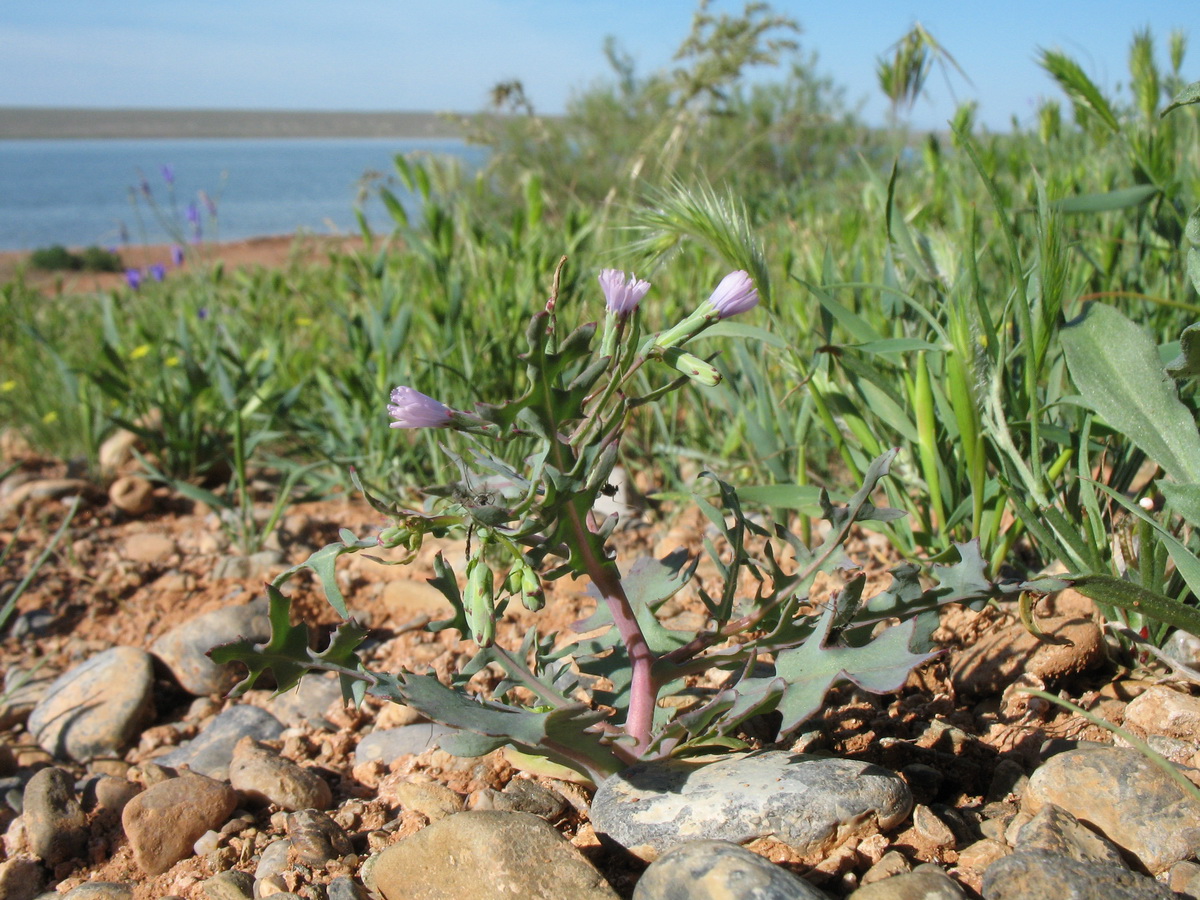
left=160, top=164, right=175, bottom=186
left=148, top=263, right=166, bottom=282
left=708, top=270, right=758, bottom=318
left=125, top=268, right=142, bottom=290
left=388, top=386, right=454, bottom=429
left=599, top=269, right=651, bottom=316
left=171, top=244, right=185, bottom=266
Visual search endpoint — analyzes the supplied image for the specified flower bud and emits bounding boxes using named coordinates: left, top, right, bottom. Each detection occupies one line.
left=464, top=557, right=495, bottom=646
left=662, top=348, right=722, bottom=386
left=520, top=567, right=545, bottom=612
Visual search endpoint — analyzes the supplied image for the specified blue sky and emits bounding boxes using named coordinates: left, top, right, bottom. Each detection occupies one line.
left=0, top=1, right=1194, bottom=131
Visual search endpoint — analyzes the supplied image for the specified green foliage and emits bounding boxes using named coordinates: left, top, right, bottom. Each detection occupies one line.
left=28, top=244, right=122, bottom=273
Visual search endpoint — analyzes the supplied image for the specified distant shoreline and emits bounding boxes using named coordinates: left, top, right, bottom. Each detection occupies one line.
left=0, top=107, right=471, bottom=140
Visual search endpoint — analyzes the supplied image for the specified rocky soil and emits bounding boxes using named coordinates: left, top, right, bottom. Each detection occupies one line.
left=4, top=438, right=1200, bottom=900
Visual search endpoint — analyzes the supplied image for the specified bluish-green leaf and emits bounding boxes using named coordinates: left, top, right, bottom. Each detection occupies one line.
left=1053, top=185, right=1159, bottom=214
left=1061, top=303, right=1200, bottom=484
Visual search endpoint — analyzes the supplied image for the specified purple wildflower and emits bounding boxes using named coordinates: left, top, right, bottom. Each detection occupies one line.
left=387, top=386, right=454, bottom=429
left=707, top=271, right=758, bottom=318
left=125, top=269, right=142, bottom=290
left=197, top=307, right=209, bottom=320
left=160, top=164, right=175, bottom=185
left=148, top=263, right=166, bottom=282
left=186, top=202, right=200, bottom=225
left=171, top=244, right=185, bottom=266
left=599, top=269, right=651, bottom=316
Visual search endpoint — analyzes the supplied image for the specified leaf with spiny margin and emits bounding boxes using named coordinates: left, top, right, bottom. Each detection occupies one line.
left=695, top=598, right=938, bottom=738
left=209, top=583, right=371, bottom=705
left=397, top=671, right=623, bottom=781
left=270, top=533, right=376, bottom=620
left=820, top=448, right=906, bottom=531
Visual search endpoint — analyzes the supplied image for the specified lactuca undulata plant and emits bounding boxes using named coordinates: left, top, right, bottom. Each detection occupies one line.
left=213, top=260, right=1060, bottom=783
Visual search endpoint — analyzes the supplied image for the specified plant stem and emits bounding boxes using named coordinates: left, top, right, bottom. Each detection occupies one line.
left=565, top=497, right=656, bottom=755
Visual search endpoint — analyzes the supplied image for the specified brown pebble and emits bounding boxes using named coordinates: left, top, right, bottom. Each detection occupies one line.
left=109, top=475, right=155, bottom=516
left=121, top=773, right=238, bottom=876
left=951, top=617, right=1105, bottom=695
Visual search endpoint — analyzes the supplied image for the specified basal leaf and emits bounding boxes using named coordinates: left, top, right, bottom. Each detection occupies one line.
left=1061, top=303, right=1200, bottom=485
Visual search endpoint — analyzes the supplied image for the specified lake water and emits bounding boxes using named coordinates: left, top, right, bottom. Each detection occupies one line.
left=0, top=137, right=487, bottom=251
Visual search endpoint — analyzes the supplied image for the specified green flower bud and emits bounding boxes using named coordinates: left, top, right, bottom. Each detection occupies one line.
left=661, top=348, right=722, bottom=386
left=520, top=566, right=544, bottom=612
left=465, top=557, right=495, bottom=647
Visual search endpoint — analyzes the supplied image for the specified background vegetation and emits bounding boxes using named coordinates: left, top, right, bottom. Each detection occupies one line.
left=4, top=5, right=1200, bottom=639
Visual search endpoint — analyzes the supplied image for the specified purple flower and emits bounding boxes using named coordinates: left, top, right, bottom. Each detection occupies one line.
left=148, top=263, right=166, bottom=282
left=708, top=271, right=758, bottom=318
left=197, top=307, right=209, bottom=320
left=186, top=202, right=200, bottom=225
left=171, top=244, right=185, bottom=266
left=599, top=269, right=650, bottom=316
left=125, top=268, right=142, bottom=290
left=387, top=386, right=454, bottom=428
left=160, top=164, right=175, bottom=185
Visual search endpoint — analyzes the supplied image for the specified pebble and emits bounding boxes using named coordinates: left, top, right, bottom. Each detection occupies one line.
left=98, top=427, right=140, bottom=476
left=590, top=751, right=911, bottom=860
left=911, top=804, right=957, bottom=848
left=60, top=885, right=135, bottom=900
left=372, top=810, right=618, bottom=899
left=0, top=477, right=94, bottom=513
left=211, top=550, right=286, bottom=581
left=108, top=475, right=155, bottom=516
left=385, top=781, right=464, bottom=821
left=860, top=850, right=911, bottom=886
left=981, top=849, right=1176, bottom=899
left=5, top=610, right=55, bottom=641
left=951, top=616, right=1104, bottom=695
left=285, top=808, right=354, bottom=866
left=228, top=737, right=332, bottom=810
left=22, top=767, right=88, bottom=867
left=121, top=773, right=238, bottom=876
left=847, top=865, right=965, bottom=899
left=267, top=674, right=344, bottom=729
left=1163, top=629, right=1200, bottom=668
left=1013, top=801, right=1126, bottom=866
left=200, top=869, right=255, bottom=900
left=632, top=839, right=830, bottom=900
left=121, top=531, right=178, bottom=564
left=327, top=876, right=371, bottom=900
left=27, top=646, right=155, bottom=762
left=151, top=598, right=271, bottom=695
left=379, top=578, right=456, bottom=620
left=154, top=704, right=284, bottom=779
left=1023, top=746, right=1200, bottom=874
left=1123, top=685, right=1200, bottom=741
left=353, top=723, right=455, bottom=766
left=954, top=838, right=1010, bottom=873
left=0, top=856, right=45, bottom=900
left=472, top=778, right=568, bottom=819
left=85, top=775, right=142, bottom=815
left=254, top=838, right=290, bottom=881
left=0, top=672, right=54, bottom=734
